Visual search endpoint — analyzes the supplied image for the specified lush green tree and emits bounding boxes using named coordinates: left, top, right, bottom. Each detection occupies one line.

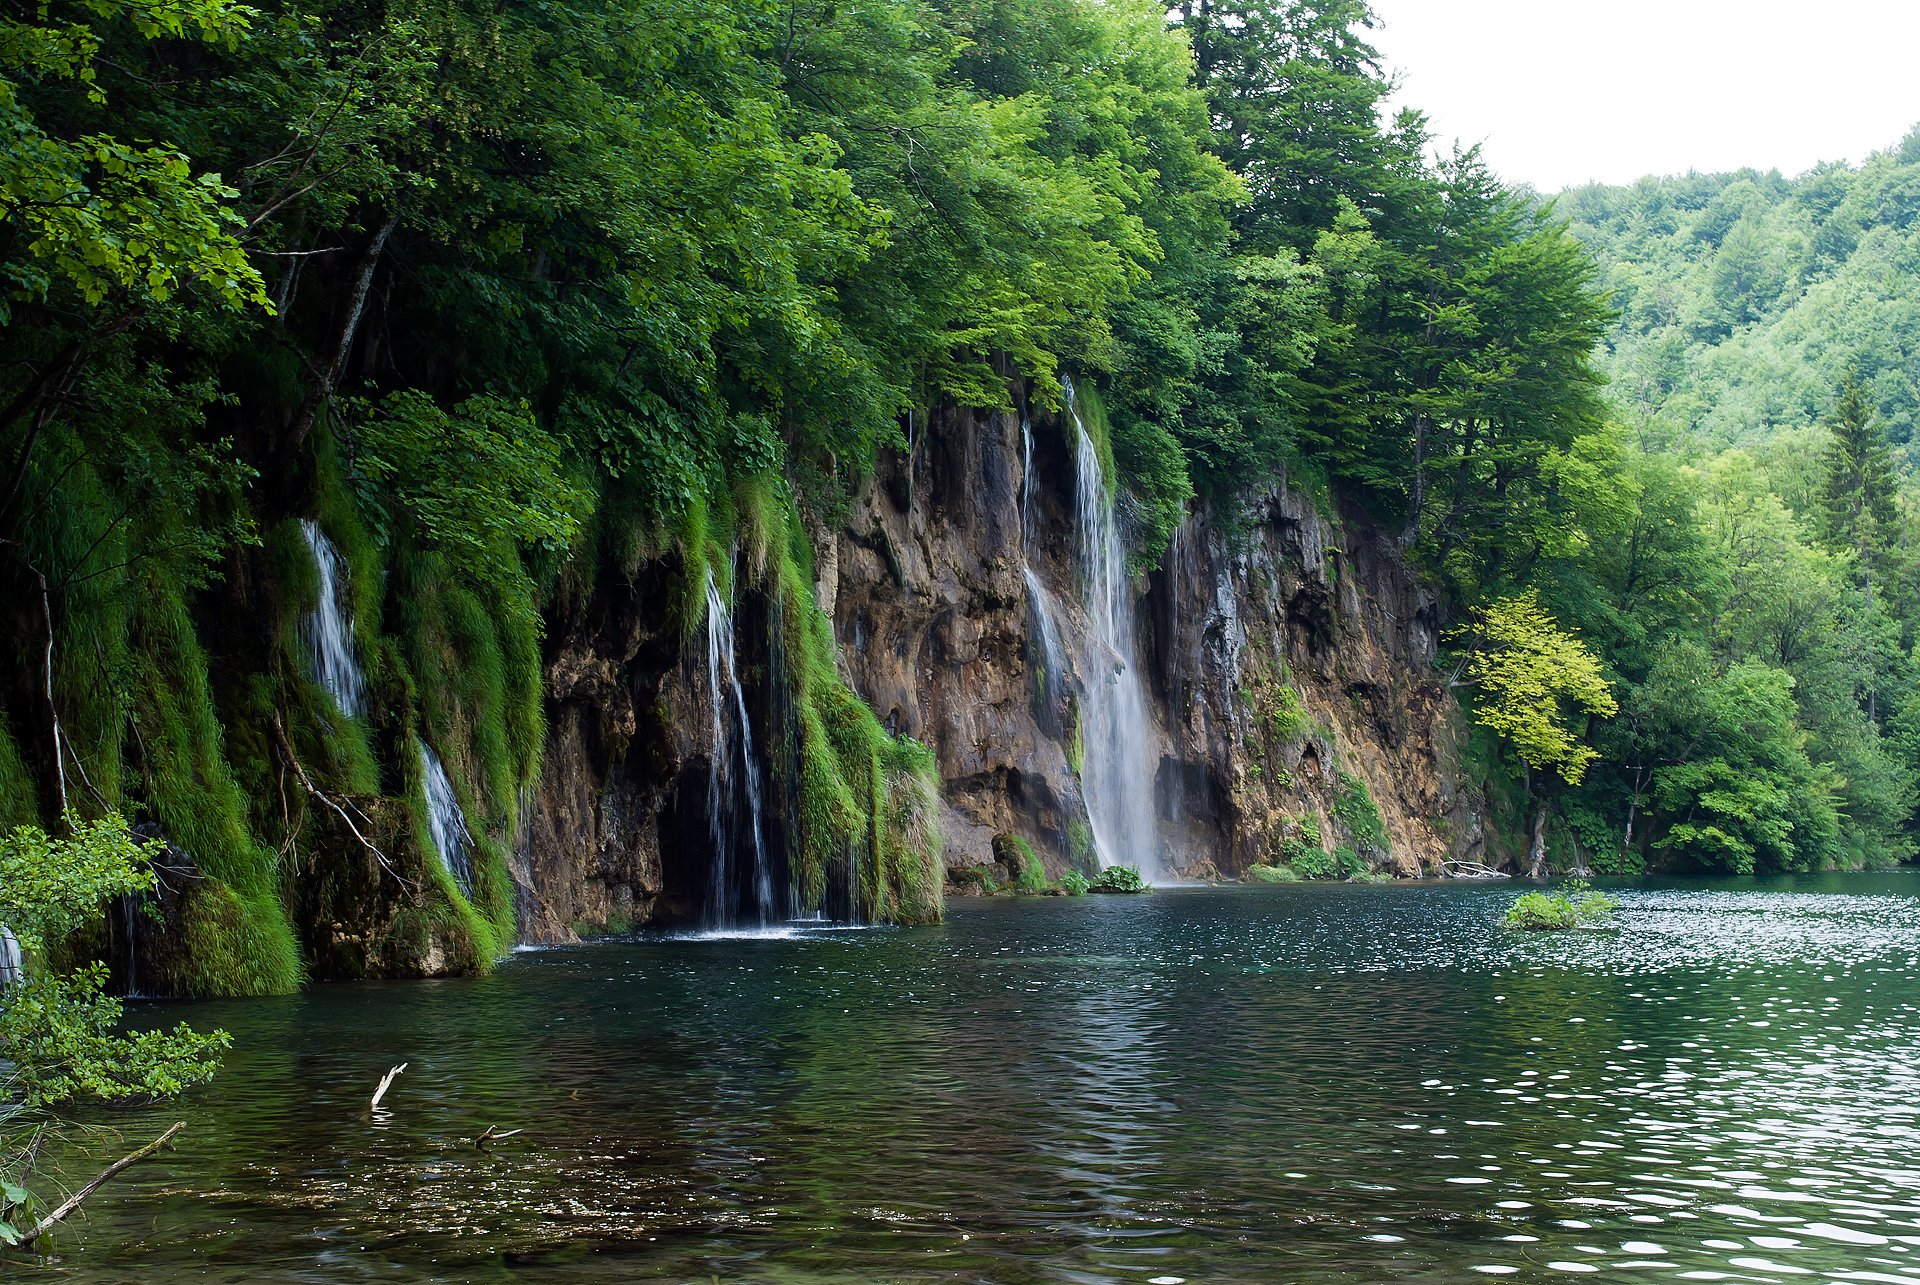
left=2, top=815, right=228, bottom=1247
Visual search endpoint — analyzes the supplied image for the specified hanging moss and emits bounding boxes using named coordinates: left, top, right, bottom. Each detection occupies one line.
left=1333, top=769, right=1389, bottom=859
left=668, top=473, right=946, bottom=926
left=0, top=713, right=38, bottom=830
left=127, top=571, right=303, bottom=996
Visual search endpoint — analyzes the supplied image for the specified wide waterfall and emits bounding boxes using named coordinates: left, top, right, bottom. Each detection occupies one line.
left=419, top=739, right=475, bottom=898
left=300, top=519, right=365, bottom=718
left=703, top=570, right=781, bottom=928
left=1064, top=379, right=1163, bottom=881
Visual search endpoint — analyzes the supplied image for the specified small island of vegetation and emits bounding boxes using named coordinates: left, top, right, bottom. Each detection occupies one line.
left=1504, top=881, right=1620, bottom=931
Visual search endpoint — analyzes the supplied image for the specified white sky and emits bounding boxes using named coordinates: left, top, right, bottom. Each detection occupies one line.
left=1368, top=0, right=1920, bottom=192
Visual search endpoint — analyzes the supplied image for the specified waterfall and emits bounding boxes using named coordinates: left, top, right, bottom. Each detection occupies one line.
left=703, top=570, right=780, bottom=928
left=419, top=739, right=475, bottom=898
left=1065, top=378, right=1163, bottom=882
left=300, top=519, right=365, bottom=719
left=1164, top=512, right=1192, bottom=828
left=1021, top=408, right=1036, bottom=542
left=1023, top=565, right=1068, bottom=732
left=0, top=924, right=20, bottom=988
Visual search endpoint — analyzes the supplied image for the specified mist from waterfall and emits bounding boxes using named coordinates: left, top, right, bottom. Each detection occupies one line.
left=704, top=570, right=781, bottom=928
left=420, top=739, right=475, bottom=898
left=300, top=519, right=365, bottom=719
left=1064, top=378, right=1162, bottom=881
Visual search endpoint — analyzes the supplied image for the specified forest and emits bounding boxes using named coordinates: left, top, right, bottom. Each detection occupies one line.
left=2, top=0, right=1918, bottom=1012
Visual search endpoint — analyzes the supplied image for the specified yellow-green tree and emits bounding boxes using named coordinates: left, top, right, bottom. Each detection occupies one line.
left=1458, top=591, right=1617, bottom=873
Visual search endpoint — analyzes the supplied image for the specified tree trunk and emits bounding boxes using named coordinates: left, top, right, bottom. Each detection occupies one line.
left=1526, top=798, right=1549, bottom=879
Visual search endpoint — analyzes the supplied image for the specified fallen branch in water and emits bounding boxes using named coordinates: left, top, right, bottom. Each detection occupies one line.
left=17, top=1122, right=185, bottom=1249
left=370, top=1063, right=407, bottom=1111
left=472, top=1125, right=523, bottom=1151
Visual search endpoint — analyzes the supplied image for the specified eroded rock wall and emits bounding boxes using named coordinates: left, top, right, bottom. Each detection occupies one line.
left=826, top=395, right=1494, bottom=883
left=513, top=389, right=1497, bottom=941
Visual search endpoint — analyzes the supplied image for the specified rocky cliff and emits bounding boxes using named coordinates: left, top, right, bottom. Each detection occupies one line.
left=823, top=395, right=1493, bottom=887
left=504, top=387, right=1493, bottom=943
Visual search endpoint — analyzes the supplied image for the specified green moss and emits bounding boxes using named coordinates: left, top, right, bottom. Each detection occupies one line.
left=730, top=479, right=941, bottom=926
left=995, top=833, right=1047, bottom=893
left=1334, top=769, right=1389, bottom=858
left=128, top=572, right=302, bottom=996
left=0, top=714, right=38, bottom=830
left=1066, top=816, right=1097, bottom=874
left=1245, top=863, right=1300, bottom=883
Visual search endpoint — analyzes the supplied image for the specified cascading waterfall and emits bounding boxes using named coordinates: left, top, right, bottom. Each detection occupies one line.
left=1163, top=512, right=1193, bottom=828
left=1064, top=378, right=1163, bottom=881
left=1023, top=565, right=1068, bottom=732
left=0, top=923, right=21, bottom=988
left=300, top=519, right=365, bottom=718
left=1021, top=407, right=1036, bottom=542
left=419, top=739, right=475, bottom=898
left=703, top=570, right=780, bottom=928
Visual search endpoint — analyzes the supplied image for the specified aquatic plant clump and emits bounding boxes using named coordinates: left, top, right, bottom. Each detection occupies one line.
left=1090, top=865, right=1148, bottom=894
left=1504, top=881, right=1619, bottom=931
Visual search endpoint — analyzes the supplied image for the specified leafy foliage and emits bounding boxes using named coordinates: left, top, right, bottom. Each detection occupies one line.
left=1504, top=881, right=1618, bottom=932
left=1090, top=865, right=1148, bottom=894
left=1459, top=591, right=1618, bottom=786
left=0, top=816, right=228, bottom=1105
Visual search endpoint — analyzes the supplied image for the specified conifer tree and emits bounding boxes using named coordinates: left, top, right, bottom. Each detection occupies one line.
left=1820, top=378, right=1900, bottom=604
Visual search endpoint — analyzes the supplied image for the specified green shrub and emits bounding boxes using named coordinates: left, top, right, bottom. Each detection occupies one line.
left=1282, top=838, right=1335, bottom=879
left=1334, top=770, right=1389, bottom=857
left=995, top=833, right=1047, bottom=894
left=1090, top=864, right=1148, bottom=893
left=1059, top=870, right=1090, bottom=896
left=1504, top=881, right=1619, bottom=931
left=1266, top=684, right=1309, bottom=742
left=1245, top=863, right=1299, bottom=883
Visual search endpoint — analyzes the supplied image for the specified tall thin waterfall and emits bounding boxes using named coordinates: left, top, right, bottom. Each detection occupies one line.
left=0, top=924, right=21, bottom=988
left=300, top=519, right=365, bottom=718
left=1065, top=378, right=1162, bottom=881
left=419, top=739, right=475, bottom=898
left=1021, top=408, right=1036, bottom=542
left=1163, top=511, right=1194, bottom=829
left=1023, top=565, right=1068, bottom=731
left=703, top=570, right=779, bottom=928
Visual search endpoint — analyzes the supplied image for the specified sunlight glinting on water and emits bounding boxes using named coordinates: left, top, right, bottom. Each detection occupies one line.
left=47, top=874, right=1920, bottom=1283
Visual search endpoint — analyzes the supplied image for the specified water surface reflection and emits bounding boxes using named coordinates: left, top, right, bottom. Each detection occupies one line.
left=29, top=873, right=1920, bottom=1283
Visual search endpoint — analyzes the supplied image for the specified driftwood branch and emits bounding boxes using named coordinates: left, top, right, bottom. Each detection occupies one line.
left=18, top=1122, right=185, bottom=1249
left=472, top=1125, right=522, bottom=1151
left=370, top=1063, right=407, bottom=1111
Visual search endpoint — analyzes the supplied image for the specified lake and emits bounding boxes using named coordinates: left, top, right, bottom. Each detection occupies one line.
left=29, top=874, right=1920, bottom=1282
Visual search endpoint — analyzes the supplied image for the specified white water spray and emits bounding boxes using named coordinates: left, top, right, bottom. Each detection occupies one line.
left=703, top=570, right=780, bottom=928
left=419, top=739, right=475, bottom=898
left=1065, top=379, right=1162, bottom=881
left=300, top=519, right=365, bottom=718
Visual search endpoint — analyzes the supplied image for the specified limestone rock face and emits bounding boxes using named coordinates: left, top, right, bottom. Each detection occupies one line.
left=517, top=562, right=693, bottom=941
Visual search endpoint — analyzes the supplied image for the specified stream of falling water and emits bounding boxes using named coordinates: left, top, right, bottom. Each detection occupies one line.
left=299, top=519, right=365, bottom=718
left=1064, top=378, right=1162, bottom=881
left=419, top=739, right=475, bottom=898
left=703, top=570, right=780, bottom=929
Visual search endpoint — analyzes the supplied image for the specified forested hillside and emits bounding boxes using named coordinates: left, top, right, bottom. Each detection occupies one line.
left=1542, top=136, right=1920, bottom=874
left=2, top=0, right=1914, bottom=999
